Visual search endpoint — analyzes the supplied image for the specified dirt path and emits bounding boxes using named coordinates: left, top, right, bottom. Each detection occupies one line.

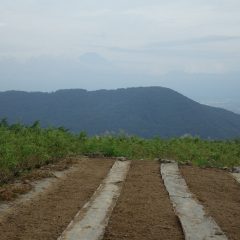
left=59, top=160, right=131, bottom=240
left=0, top=158, right=114, bottom=240
left=103, top=160, right=184, bottom=240
left=181, top=166, right=240, bottom=240
left=161, top=162, right=227, bottom=240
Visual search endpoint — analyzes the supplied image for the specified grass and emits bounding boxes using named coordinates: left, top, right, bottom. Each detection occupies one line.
left=0, top=120, right=240, bottom=184
left=0, top=120, right=81, bottom=183
left=81, top=134, right=240, bottom=167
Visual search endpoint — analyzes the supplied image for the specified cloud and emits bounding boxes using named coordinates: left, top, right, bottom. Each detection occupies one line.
left=107, top=35, right=240, bottom=51
left=0, top=0, right=240, bottom=75
left=146, top=36, right=240, bottom=48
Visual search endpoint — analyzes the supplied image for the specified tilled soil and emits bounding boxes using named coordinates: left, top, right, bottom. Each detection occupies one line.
left=181, top=166, right=240, bottom=240
left=1, top=159, right=239, bottom=240
left=103, top=160, right=184, bottom=240
left=0, top=157, right=79, bottom=201
left=0, top=158, right=114, bottom=240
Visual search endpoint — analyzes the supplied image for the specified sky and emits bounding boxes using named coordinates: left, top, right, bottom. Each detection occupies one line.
left=0, top=0, right=240, bottom=112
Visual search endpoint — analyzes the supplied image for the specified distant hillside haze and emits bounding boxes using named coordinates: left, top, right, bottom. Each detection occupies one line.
left=1, top=87, right=240, bottom=139
left=1, top=57, right=240, bottom=114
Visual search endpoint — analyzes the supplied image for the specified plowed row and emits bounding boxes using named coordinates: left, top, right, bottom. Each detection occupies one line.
left=0, top=159, right=114, bottom=240
left=103, top=161, right=184, bottom=240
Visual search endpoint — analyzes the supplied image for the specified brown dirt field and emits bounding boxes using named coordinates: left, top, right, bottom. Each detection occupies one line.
left=0, top=158, right=114, bottom=240
left=0, top=157, right=78, bottom=201
left=103, top=160, right=184, bottom=240
left=181, top=166, right=240, bottom=240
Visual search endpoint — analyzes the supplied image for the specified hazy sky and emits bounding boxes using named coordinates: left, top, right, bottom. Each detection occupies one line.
left=1, top=0, right=240, bottom=71
left=0, top=0, right=240, bottom=103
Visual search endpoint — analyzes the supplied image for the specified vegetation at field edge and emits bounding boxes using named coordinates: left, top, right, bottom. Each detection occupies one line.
left=0, top=119, right=240, bottom=184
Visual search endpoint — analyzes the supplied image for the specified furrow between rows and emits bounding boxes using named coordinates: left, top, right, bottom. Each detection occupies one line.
left=161, top=161, right=227, bottom=240
left=58, top=160, right=131, bottom=240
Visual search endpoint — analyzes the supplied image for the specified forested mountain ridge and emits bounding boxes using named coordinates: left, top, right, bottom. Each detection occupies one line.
left=1, top=87, right=240, bottom=139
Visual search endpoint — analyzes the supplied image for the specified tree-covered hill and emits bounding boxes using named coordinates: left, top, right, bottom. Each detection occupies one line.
left=1, top=87, right=240, bottom=139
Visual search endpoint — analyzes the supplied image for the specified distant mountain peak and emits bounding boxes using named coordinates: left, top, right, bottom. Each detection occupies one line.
left=78, top=52, right=109, bottom=65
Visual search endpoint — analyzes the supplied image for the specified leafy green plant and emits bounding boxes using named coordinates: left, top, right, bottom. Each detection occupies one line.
left=0, top=120, right=240, bottom=184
